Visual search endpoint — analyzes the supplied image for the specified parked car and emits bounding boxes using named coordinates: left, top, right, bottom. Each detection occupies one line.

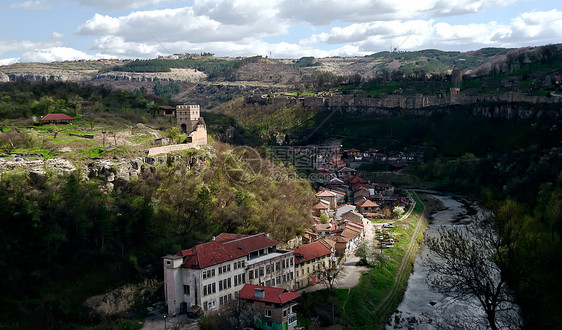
left=383, top=223, right=393, bottom=228
left=380, top=244, right=389, bottom=249
left=356, top=259, right=367, bottom=266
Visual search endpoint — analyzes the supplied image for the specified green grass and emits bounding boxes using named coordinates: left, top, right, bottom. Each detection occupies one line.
left=341, top=192, right=428, bottom=329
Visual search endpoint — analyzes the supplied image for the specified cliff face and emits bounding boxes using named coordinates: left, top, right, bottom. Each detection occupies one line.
left=247, top=92, right=562, bottom=120
left=0, top=152, right=207, bottom=189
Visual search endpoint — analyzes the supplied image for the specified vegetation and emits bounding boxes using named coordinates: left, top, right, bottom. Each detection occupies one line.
left=100, top=56, right=263, bottom=81
left=0, top=142, right=314, bottom=328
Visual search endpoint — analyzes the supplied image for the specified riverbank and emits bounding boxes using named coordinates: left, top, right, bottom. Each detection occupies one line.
left=297, top=192, right=435, bottom=329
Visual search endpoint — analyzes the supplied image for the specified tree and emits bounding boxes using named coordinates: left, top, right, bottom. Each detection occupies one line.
left=317, top=259, right=345, bottom=292
left=424, top=215, right=522, bottom=330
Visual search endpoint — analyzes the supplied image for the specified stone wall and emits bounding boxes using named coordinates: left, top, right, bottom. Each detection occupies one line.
left=146, top=143, right=201, bottom=156
left=247, top=90, right=562, bottom=113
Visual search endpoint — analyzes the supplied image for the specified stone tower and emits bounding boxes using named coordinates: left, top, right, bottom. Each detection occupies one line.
left=176, top=104, right=200, bottom=133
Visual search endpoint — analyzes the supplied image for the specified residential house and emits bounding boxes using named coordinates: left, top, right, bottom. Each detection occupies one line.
left=337, top=166, right=357, bottom=180
left=315, top=190, right=337, bottom=209
left=162, top=233, right=294, bottom=315
left=335, top=204, right=357, bottom=220
left=340, top=210, right=364, bottom=225
left=237, top=284, right=300, bottom=330
left=324, top=236, right=352, bottom=257
left=357, top=199, right=380, bottom=215
left=312, top=200, right=330, bottom=217
left=313, top=223, right=332, bottom=237
left=291, top=241, right=334, bottom=289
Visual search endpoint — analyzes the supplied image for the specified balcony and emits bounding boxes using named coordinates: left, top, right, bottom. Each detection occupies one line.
left=288, top=313, right=298, bottom=329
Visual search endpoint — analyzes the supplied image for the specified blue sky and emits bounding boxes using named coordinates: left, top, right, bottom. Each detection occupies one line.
left=1, top=0, right=561, bottom=64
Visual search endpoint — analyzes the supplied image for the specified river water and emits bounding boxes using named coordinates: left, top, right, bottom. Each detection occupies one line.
left=386, top=194, right=519, bottom=330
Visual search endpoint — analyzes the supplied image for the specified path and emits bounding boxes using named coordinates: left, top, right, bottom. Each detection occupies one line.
left=373, top=192, right=426, bottom=313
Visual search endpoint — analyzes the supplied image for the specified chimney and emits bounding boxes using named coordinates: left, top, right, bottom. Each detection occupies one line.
left=211, top=236, right=215, bottom=241
left=255, top=288, right=265, bottom=299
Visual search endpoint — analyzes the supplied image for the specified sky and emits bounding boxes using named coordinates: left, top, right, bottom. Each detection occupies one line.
left=1, top=0, right=561, bottom=65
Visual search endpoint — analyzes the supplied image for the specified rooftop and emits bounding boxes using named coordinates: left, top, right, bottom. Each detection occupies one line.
left=238, top=284, right=300, bottom=305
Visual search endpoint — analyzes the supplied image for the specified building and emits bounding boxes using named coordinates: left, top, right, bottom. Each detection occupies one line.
left=291, top=241, right=334, bottom=289
left=176, top=104, right=207, bottom=146
left=315, top=190, right=337, bottom=209
left=163, top=233, right=294, bottom=315
left=237, top=284, right=300, bottom=330
left=38, top=113, right=75, bottom=124
left=176, top=104, right=200, bottom=133
left=159, top=105, right=176, bottom=117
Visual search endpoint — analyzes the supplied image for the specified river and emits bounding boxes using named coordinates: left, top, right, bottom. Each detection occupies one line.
left=386, top=194, right=520, bottom=329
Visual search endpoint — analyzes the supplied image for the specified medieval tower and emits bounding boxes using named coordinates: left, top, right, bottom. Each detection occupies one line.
left=176, top=104, right=200, bottom=133
left=175, top=104, right=207, bottom=146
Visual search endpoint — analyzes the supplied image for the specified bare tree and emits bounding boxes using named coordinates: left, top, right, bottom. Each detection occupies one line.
left=317, top=259, right=345, bottom=292
left=424, top=215, right=522, bottom=330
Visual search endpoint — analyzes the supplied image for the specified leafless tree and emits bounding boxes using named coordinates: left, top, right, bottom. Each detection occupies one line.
left=424, top=214, right=523, bottom=330
left=317, top=259, right=346, bottom=292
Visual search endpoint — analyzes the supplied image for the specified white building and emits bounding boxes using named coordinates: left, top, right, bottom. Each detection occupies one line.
left=163, top=233, right=294, bottom=315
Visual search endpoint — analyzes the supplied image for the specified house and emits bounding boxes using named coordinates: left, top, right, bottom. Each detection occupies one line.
left=315, top=190, right=337, bottom=209
left=335, top=204, right=357, bottom=220
left=337, top=167, right=357, bottom=180
left=162, top=233, right=294, bottom=315
left=159, top=105, right=176, bottom=117
left=312, top=200, right=330, bottom=217
left=38, top=113, right=75, bottom=124
left=340, top=210, right=364, bottom=225
left=324, top=236, right=352, bottom=257
left=291, top=241, right=334, bottom=289
left=237, top=284, right=300, bottom=330
left=354, top=186, right=371, bottom=200
left=313, top=223, right=332, bottom=236
left=357, top=199, right=380, bottom=215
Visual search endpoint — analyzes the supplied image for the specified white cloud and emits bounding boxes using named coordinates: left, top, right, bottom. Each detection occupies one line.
left=19, top=47, right=96, bottom=62
left=76, top=7, right=285, bottom=43
left=8, top=0, right=52, bottom=10
left=69, top=0, right=174, bottom=11
left=52, top=32, right=65, bottom=39
left=0, top=40, right=62, bottom=56
left=0, top=57, right=19, bottom=66
left=276, top=0, right=525, bottom=25
left=300, top=9, right=562, bottom=54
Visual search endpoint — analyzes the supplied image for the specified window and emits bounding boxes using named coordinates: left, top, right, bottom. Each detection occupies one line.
left=276, top=261, right=280, bottom=271
left=183, top=285, right=190, bottom=295
left=290, top=258, right=293, bottom=266
left=249, top=270, right=254, bottom=280
left=219, top=281, right=223, bottom=291
left=259, top=267, right=264, bottom=276
left=219, top=296, right=223, bottom=305
left=265, top=309, right=272, bottom=318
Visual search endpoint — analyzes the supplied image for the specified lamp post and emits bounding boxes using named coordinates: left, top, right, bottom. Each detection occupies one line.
left=163, top=314, right=166, bottom=330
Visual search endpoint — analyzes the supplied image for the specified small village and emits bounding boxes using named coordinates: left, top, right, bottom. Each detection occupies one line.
left=160, top=130, right=413, bottom=329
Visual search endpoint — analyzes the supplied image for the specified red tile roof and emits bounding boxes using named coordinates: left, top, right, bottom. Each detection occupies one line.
left=39, top=113, right=75, bottom=121
left=291, top=241, right=332, bottom=265
left=223, top=233, right=278, bottom=254
left=177, top=241, right=247, bottom=269
left=360, top=200, right=379, bottom=208
left=312, top=201, right=329, bottom=210
left=349, top=176, right=368, bottom=184
left=238, top=284, right=300, bottom=304
left=316, top=190, right=336, bottom=198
